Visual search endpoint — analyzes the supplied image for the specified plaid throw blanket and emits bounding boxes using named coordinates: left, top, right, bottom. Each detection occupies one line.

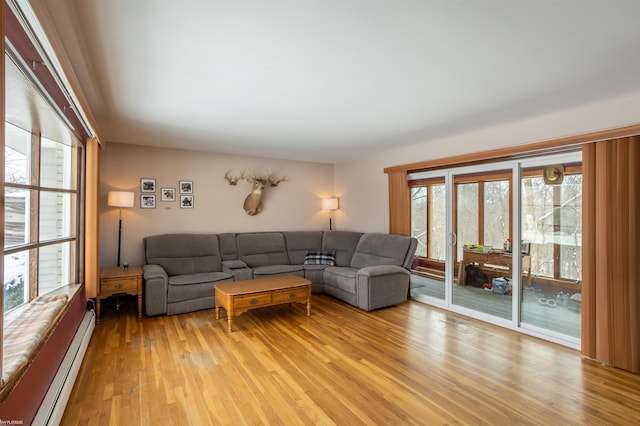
left=2, top=294, right=69, bottom=386
left=303, top=250, right=336, bottom=266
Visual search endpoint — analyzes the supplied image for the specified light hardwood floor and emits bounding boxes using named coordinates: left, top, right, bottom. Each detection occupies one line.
left=62, top=295, right=640, bottom=425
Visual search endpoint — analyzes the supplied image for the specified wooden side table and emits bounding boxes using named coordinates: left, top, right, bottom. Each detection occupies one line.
left=97, top=265, right=143, bottom=322
left=457, top=249, right=532, bottom=286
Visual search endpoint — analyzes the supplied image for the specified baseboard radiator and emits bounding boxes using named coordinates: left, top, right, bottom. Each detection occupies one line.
left=33, top=309, right=96, bottom=425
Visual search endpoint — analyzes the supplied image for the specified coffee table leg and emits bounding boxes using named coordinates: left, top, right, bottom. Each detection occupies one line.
left=307, top=299, right=311, bottom=316
left=227, top=316, right=233, bottom=333
left=215, top=306, right=220, bottom=320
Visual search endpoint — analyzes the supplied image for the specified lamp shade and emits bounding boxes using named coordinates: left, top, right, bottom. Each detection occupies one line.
left=322, top=198, right=339, bottom=210
left=108, top=191, right=135, bottom=208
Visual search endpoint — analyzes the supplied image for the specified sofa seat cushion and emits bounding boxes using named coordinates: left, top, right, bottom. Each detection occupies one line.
left=168, top=272, right=232, bottom=286
left=252, top=264, right=304, bottom=278
left=167, top=273, right=233, bottom=304
left=323, top=266, right=358, bottom=294
left=302, top=264, right=328, bottom=272
left=302, top=264, right=327, bottom=291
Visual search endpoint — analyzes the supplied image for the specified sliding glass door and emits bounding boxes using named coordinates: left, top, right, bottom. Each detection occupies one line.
left=519, top=156, right=582, bottom=341
left=408, top=151, right=582, bottom=347
left=409, top=174, right=447, bottom=303
left=452, top=168, right=513, bottom=320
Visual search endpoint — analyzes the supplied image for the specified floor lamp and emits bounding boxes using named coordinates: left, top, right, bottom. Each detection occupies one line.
left=322, top=198, right=339, bottom=230
left=107, top=191, right=135, bottom=267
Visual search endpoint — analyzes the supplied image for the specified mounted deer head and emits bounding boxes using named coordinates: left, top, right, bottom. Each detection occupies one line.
left=225, top=169, right=286, bottom=215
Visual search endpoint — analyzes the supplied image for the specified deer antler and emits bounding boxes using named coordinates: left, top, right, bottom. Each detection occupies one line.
left=263, top=169, right=286, bottom=187
left=228, top=168, right=284, bottom=187
left=224, top=170, right=241, bottom=185
left=267, top=175, right=286, bottom=187
left=242, top=169, right=260, bottom=184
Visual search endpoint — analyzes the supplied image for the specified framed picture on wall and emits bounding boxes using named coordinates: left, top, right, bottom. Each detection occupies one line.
left=179, top=180, right=193, bottom=194
left=161, top=187, right=175, bottom=202
left=180, top=195, right=194, bottom=209
left=141, top=178, right=156, bottom=193
left=141, top=194, right=156, bottom=208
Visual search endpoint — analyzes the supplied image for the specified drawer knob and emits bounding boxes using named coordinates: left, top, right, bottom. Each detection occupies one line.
left=115, top=282, right=124, bottom=289
left=250, top=298, right=258, bottom=305
left=289, top=293, right=297, bottom=299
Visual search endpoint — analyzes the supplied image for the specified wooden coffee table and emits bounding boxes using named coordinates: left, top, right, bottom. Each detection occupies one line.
left=214, top=275, right=311, bottom=332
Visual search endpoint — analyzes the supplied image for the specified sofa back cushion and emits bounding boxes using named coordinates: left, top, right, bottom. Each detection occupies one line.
left=350, top=233, right=412, bottom=269
left=322, top=231, right=363, bottom=267
left=283, top=231, right=324, bottom=264
left=237, top=232, right=290, bottom=267
left=218, top=233, right=239, bottom=260
left=144, top=233, right=222, bottom=275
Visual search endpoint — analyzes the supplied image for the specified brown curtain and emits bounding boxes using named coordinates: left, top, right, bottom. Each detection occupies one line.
left=84, top=138, right=101, bottom=298
left=387, top=170, right=410, bottom=236
left=582, top=137, right=640, bottom=373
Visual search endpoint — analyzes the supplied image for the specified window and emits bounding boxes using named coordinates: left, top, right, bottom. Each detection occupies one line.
left=521, top=167, right=582, bottom=281
left=455, top=182, right=479, bottom=260
left=411, top=187, right=427, bottom=257
left=3, top=58, right=81, bottom=313
left=453, top=171, right=511, bottom=260
left=430, top=184, right=446, bottom=261
left=410, top=179, right=446, bottom=268
left=483, top=180, right=510, bottom=249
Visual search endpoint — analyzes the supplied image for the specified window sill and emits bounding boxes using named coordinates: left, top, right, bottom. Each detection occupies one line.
left=0, top=283, right=82, bottom=403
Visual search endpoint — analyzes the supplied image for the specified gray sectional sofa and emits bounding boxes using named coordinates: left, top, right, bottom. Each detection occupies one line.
left=143, top=231, right=417, bottom=316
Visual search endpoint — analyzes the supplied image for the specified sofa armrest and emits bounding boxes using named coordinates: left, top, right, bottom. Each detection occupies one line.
left=222, top=260, right=252, bottom=281
left=356, top=265, right=410, bottom=311
left=143, top=264, right=169, bottom=316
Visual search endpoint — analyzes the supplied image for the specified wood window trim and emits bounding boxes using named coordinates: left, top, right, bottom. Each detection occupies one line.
left=452, top=170, right=512, bottom=184
left=384, top=123, right=640, bottom=175
left=409, top=177, right=445, bottom=187
left=386, top=125, right=635, bottom=237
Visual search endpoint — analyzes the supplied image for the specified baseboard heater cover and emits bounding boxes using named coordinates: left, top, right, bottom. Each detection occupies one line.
left=33, top=310, right=95, bottom=425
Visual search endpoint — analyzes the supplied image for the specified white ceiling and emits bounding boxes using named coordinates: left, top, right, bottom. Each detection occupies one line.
left=41, top=0, right=640, bottom=164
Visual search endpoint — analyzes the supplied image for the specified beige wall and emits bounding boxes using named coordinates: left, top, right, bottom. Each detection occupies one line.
left=100, top=92, right=640, bottom=267
left=334, top=92, right=640, bottom=232
left=99, top=143, right=334, bottom=268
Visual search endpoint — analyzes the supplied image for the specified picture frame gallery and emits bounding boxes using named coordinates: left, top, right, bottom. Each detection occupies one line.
left=138, top=178, right=194, bottom=208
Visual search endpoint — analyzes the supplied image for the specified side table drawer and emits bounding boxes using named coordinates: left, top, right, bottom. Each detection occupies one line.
left=273, top=286, right=309, bottom=303
left=101, top=276, right=138, bottom=293
left=234, top=292, right=272, bottom=308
